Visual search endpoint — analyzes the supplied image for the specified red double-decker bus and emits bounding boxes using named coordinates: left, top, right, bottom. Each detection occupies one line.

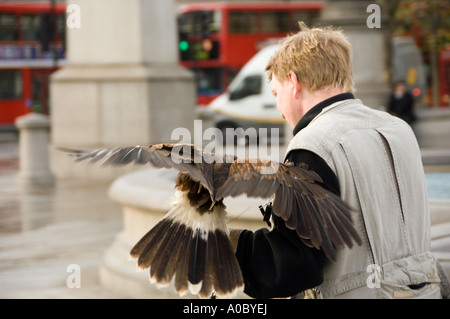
left=177, top=2, right=323, bottom=106
left=0, top=2, right=66, bottom=128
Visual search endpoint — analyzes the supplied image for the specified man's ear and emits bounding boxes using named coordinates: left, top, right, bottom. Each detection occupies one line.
left=288, top=71, right=301, bottom=99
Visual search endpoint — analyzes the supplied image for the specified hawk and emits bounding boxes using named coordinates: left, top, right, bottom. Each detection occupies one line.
left=73, top=143, right=361, bottom=298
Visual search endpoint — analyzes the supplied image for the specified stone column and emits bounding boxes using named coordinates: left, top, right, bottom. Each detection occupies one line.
left=318, top=0, right=390, bottom=109
left=50, top=0, right=196, bottom=180
left=15, top=113, right=54, bottom=187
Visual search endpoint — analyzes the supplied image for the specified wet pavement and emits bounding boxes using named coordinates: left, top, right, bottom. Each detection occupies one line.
left=0, top=141, right=125, bottom=298
left=0, top=139, right=449, bottom=298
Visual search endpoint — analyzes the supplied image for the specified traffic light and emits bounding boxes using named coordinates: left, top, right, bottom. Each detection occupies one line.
left=179, top=40, right=189, bottom=52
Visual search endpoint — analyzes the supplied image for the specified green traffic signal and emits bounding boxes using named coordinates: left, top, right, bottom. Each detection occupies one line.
left=179, top=40, right=189, bottom=51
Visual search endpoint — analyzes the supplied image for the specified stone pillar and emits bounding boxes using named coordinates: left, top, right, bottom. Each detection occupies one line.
left=15, top=113, right=54, bottom=187
left=50, top=0, right=196, bottom=180
left=318, top=0, right=390, bottom=109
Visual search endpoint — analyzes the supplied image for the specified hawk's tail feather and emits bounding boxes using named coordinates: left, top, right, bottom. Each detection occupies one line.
left=129, top=190, right=244, bottom=298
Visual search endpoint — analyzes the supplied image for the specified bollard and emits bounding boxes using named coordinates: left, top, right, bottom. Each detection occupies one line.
left=15, top=113, right=54, bottom=187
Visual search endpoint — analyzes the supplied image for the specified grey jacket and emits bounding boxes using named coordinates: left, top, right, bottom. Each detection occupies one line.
left=286, top=98, right=445, bottom=298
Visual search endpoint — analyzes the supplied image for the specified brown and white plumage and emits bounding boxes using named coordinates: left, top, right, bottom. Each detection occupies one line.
left=72, top=143, right=362, bottom=298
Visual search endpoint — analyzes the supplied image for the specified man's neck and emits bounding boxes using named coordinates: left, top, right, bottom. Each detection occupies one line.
left=292, top=92, right=355, bottom=135
left=300, top=87, right=346, bottom=118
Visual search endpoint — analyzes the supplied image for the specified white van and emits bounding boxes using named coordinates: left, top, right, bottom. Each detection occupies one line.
left=208, top=44, right=284, bottom=143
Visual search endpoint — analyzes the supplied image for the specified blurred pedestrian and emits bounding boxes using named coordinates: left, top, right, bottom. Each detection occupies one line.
left=229, top=22, right=449, bottom=299
left=387, top=81, right=416, bottom=125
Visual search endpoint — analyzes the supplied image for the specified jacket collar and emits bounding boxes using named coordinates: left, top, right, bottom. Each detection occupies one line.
left=292, top=93, right=355, bottom=136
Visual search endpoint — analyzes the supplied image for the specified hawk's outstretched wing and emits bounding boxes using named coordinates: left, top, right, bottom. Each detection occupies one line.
left=73, top=144, right=361, bottom=260
left=72, top=143, right=234, bottom=199
left=215, top=158, right=362, bottom=261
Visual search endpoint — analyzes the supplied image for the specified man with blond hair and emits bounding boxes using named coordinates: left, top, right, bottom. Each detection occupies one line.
left=230, top=23, right=448, bottom=299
